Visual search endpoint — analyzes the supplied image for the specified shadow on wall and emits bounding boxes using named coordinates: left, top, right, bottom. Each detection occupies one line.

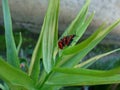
left=0, top=0, right=120, bottom=44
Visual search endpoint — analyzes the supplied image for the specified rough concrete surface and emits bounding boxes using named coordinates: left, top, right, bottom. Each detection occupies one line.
left=0, top=0, right=120, bottom=44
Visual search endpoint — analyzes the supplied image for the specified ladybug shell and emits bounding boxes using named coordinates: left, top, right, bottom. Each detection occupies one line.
left=65, top=35, right=75, bottom=45
left=58, top=34, right=75, bottom=49
left=58, top=40, right=64, bottom=49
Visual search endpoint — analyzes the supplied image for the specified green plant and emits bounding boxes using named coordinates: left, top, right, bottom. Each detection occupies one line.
left=0, top=0, right=120, bottom=90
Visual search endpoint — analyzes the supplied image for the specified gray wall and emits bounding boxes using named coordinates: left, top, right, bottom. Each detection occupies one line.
left=0, top=0, right=120, bottom=44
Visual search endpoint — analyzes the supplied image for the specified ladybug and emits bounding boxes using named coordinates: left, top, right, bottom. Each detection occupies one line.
left=58, top=35, right=75, bottom=49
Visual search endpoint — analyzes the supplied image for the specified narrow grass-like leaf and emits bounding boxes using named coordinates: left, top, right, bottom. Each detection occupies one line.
left=57, top=19, right=120, bottom=67
left=38, top=66, right=120, bottom=88
left=56, top=24, right=105, bottom=67
left=61, top=0, right=90, bottom=38
left=37, top=70, right=48, bottom=87
left=3, top=83, right=9, bottom=90
left=29, top=0, right=59, bottom=84
left=28, top=26, right=44, bottom=81
left=17, top=32, right=22, bottom=54
left=42, top=0, right=59, bottom=73
left=46, top=67, right=120, bottom=86
left=28, top=29, right=43, bottom=82
left=46, top=73, right=120, bottom=86
left=37, top=71, right=61, bottom=89
left=0, top=84, right=5, bottom=90
left=28, top=0, right=60, bottom=81
left=2, top=0, right=19, bottom=68
left=53, top=67, right=120, bottom=77
left=0, top=58, right=35, bottom=90
left=74, top=48, right=120, bottom=68
left=62, top=23, right=106, bottom=55
left=28, top=0, right=59, bottom=81
left=72, top=12, right=95, bottom=46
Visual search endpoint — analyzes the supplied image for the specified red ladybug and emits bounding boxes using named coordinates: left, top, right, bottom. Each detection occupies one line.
left=58, top=35, right=75, bottom=49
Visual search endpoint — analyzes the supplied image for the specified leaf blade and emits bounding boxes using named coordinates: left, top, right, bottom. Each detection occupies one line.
left=46, top=67, right=120, bottom=86
left=0, top=58, right=35, bottom=90
left=17, top=32, right=22, bottom=54
left=61, top=0, right=90, bottom=37
left=2, top=0, right=20, bottom=68
left=57, top=19, right=120, bottom=68
left=42, top=0, right=59, bottom=73
left=74, top=48, right=120, bottom=68
left=46, top=74, right=120, bottom=86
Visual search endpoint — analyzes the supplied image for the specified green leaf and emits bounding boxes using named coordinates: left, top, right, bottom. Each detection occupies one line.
left=2, top=0, right=20, bottom=68
left=72, top=12, right=95, bottom=46
left=74, top=48, right=120, bottom=68
left=55, top=24, right=105, bottom=67
left=62, top=23, right=106, bottom=55
left=37, top=71, right=61, bottom=89
left=0, top=58, right=35, bottom=90
left=53, top=67, right=120, bottom=77
left=28, top=31, right=43, bottom=81
left=17, top=32, right=22, bottom=54
left=0, top=82, right=9, bottom=90
left=3, top=83, right=9, bottom=90
left=28, top=1, right=56, bottom=82
left=40, top=85, right=61, bottom=90
left=46, top=67, right=120, bottom=86
left=28, top=0, right=59, bottom=83
left=46, top=73, right=120, bottom=86
left=42, top=0, right=59, bottom=73
left=61, top=0, right=90, bottom=38
left=0, top=84, right=5, bottom=90
left=56, top=19, right=120, bottom=68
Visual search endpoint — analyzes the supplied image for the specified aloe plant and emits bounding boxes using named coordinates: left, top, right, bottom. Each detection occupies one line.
left=1, top=0, right=120, bottom=90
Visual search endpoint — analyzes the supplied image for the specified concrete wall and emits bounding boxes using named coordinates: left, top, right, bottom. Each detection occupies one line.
left=0, top=0, right=120, bottom=44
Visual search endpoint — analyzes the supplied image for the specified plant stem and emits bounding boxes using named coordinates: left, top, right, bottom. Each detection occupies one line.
left=36, top=71, right=53, bottom=89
